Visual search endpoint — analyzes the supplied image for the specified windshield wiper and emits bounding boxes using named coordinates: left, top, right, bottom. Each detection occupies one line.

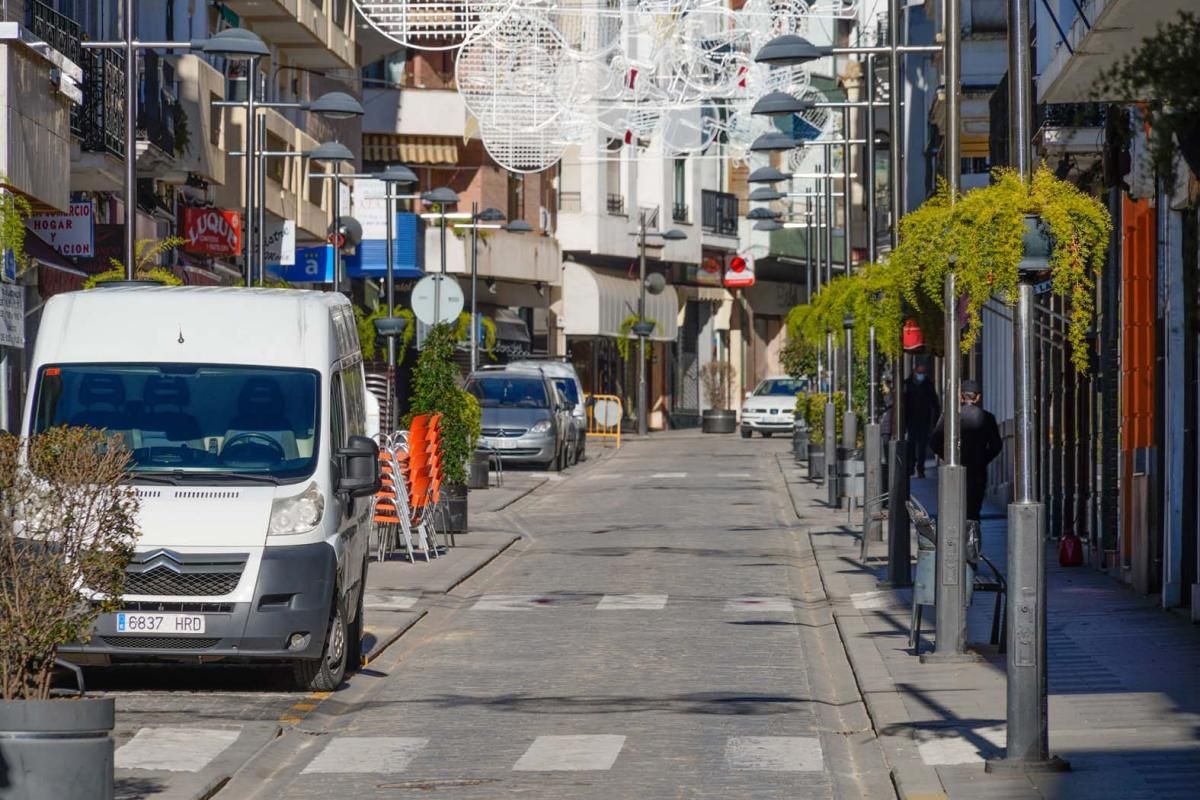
left=128, top=472, right=182, bottom=485
left=191, top=472, right=282, bottom=485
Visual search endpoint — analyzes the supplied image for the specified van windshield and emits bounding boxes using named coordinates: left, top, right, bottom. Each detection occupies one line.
left=33, top=364, right=320, bottom=483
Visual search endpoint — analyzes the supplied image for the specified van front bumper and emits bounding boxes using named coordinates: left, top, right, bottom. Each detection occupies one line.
left=59, top=542, right=336, bottom=663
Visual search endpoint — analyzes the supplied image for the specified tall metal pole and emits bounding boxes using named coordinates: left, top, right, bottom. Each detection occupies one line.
left=244, top=57, right=258, bottom=285
left=435, top=206, right=446, bottom=325
left=805, top=196, right=814, bottom=304
left=928, top=0, right=971, bottom=662
left=823, top=147, right=834, bottom=286
left=863, top=51, right=884, bottom=546
left=826, top=327, right=837, bottom=507
left=385, top=178, right=397, bottom=431
left=333, top=164, right=343, bottom=292
left=257, top=113, right=266, bottom=285
left=637, top=211, right=649, bottom=437
left=885, top=0, right=911, bottom=587
left=844, top=319, right=856, bottom=449
left=470, top=201, right=479, bottom=373
left=123, top=0, right=136, bottom=279
left=987, top=0, right=1066, bottom=773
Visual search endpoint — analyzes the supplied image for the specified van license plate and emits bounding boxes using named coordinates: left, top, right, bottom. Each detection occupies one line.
left=116, top=613, right=206, bottom=634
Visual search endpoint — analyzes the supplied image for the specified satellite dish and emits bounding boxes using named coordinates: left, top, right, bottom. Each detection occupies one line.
left=411, top=274, right=465, bottom=326
left=644, top=272, right=667, bottom=295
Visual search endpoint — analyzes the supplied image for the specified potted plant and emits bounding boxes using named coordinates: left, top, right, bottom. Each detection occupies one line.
left=407, top=323, right=482, bottom=533
left=699, top=360, right=737, bottom=433
left=1, top=427, right=139, bottom=800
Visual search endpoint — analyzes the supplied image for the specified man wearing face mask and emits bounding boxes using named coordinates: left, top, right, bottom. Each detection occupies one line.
left=904, top=363, right=940, bottom=478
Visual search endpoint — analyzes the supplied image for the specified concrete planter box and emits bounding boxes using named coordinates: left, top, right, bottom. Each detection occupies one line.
left=807, top=444, right=826, bottom=481
left=701, top=409, right=737, bottom=434
left=0, top=697, right=115, bottom=800
left=792, top=428, right=809, bottom=461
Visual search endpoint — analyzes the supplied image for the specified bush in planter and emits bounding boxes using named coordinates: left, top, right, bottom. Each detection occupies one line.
left=1, top=427, right=139, bottom=699
left=699, top=360, right=734, bottom=411
left=406, top=322, right=481, bottom=486
left=82, top=238, right=187, bottom=289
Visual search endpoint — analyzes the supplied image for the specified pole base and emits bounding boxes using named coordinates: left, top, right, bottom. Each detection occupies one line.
left=918, top=651, right=984, bottom=665
left=985, top=755, right=1071, bottom=774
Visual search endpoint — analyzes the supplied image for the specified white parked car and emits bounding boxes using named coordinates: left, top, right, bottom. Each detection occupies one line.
left=740, top=376, right=809, bottom=438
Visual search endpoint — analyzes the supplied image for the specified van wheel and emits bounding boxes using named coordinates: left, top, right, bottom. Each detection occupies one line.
left=293, top=589, right=348, bottom=692
left=345, top=563, right=367, bottom=672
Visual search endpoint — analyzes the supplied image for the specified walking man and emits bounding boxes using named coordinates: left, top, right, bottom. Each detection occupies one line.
left=931, top=378, right=1003, bottom=523
left=904, top=363, right=940, bottom=478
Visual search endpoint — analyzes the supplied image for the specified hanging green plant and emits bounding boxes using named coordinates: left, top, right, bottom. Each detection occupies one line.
left=84, top=237, right=188, bottom=288
left=615, top=314, right=657, bottom=361
left=0, top=181, right=32, bottom=277
left=454, top=312, right=498, bottom=360
left=355, top=304, right=416, bottom=364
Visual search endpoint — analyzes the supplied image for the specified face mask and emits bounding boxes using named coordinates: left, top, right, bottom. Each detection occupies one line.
left=914, top=373, right=926, bottom=383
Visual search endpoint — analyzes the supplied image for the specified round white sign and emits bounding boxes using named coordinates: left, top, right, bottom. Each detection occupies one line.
left=592, top=397, right=621, bottom=428
left=411, top=274, right=465, bottom=326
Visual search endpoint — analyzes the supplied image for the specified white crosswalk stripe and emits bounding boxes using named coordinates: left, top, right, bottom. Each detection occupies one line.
left=725, top=737, right=824, bottom=771
left=115, top=727, right=240, bottom=772
left=597, top=594, right=668, bottom=610
left=651, top=472, right=688, bottom=478
left=303, top=737, right=429, bottom=774
left=717, top=472, right=753, bottom=478
left=725, top=596, right=795, bottom=612
left=512, top=735, right=626, bottom=771
left=472, top=594, right=551, bottom=610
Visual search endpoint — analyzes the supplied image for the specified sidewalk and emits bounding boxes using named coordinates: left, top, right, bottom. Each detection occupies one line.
left=780, top=453, right=1200, bottom=799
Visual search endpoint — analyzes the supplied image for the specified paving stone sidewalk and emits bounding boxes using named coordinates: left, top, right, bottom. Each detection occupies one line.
left=780, top=453, right=1200, bottom=800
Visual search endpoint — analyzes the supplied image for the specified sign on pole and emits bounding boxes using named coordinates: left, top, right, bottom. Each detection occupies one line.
left=29, top=201, right=95, bottom=258
left=411, top=273, right=464, bottom=325
left=264, top=219, right=297, bottom=267
left=0, top=283, right=25, bottom=348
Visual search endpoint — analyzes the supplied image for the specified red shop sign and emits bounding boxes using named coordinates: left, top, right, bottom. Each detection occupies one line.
left=181, top=208, right=242, bottom=256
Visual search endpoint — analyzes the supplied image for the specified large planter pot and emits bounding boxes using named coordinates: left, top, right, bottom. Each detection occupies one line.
left=467, top=451, right=490, bottom=490
left=702, top=409, right=737, bottom=434
left=792, top=428, right=809, bottom=461
left=807, top=444, right=826, bottom=482
left=442, top=483, right=469, bottom=533
left=0, top=697, right=115, bottom=800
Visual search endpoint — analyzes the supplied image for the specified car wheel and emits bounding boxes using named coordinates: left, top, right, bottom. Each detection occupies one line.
left=569, top=437, right=580, bottom=466
left=740, top=427, right=753, bottom=439
left=762, top=432, right=773, bottom=438
left=293, top=588, right=349, bottom=692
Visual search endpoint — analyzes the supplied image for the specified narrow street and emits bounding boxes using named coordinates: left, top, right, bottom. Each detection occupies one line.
left=197, top=434, right=887, bottom=798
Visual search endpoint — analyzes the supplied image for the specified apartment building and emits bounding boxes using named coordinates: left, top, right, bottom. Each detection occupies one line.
left=0, top=0, right=360, bottom=429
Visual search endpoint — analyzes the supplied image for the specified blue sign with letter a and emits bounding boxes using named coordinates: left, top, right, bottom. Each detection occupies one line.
left=269, top=244, right=334, bottom=284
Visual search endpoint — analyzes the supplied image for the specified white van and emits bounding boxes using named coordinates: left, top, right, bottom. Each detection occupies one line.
left=22, top=286, right=380, bottom=691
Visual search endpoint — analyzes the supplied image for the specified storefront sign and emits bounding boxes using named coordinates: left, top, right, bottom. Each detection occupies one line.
left=269, top=244, right=334, bottom=284
left=689, top=254, right=724, bottom=287
left=29, top=201, right=95, bottom=258
left=723, top=252, right=755, bottom=289
left=181, top=208, right=242, bottom=256
left=263, top=219, right=296, bottom=267
left=0, top=283, right=24, bottom=348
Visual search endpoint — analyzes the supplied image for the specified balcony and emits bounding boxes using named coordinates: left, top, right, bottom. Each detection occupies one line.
left=606, top=194, right=625, bottom=215
left=363, top=85, right=466, bottom=139
left=222, top=0, right=354, bottom=70
left=73, top=47, right=125, bottom=159
left=1034, top=102, right=1106, bottom=156
left=136, top=52, right=180, bottom=167
left=672, top=203, right=690, bottom=224
left=701, top=190, right=738, bottom=237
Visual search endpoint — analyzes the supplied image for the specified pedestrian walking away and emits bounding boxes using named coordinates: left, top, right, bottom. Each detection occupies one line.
left=931, top=377, right=1002, bottom=526
left=903, top=363, right=940, bottom=478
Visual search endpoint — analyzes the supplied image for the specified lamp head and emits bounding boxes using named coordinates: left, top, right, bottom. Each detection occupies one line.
left=305, top=91, right=364, bottom=119
left=755, top=35, right=833, bottom=66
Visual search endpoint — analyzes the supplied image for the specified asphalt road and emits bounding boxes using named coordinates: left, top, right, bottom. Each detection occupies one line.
left=205, top=433, right=888, bottom=799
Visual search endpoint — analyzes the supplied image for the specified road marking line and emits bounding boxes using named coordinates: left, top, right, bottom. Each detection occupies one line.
left=725, top=736, right=824, bottom=771
left=725, top=596, right=794, bottom=612
left=115, top=727, right=241, bottom=772
left=597, top=594, right=668, bottom=610
left=512, top=735, right=626, bottom=771
left=917, top=725, right=1005, bottom=765
left=651, top=472, right=687, bottom=478
left=302, top=737, right=429, bottom=774
left=279, top=715, right=303, bottom=725
left=589, top=473, right=619, bottom=480
left=291, top=703, right=317, bottom=712
left=472, top=594, right=551, bottom=610
left=717, top=472, right=753, bottom=478
left=364, top=593, right=419, bottom=611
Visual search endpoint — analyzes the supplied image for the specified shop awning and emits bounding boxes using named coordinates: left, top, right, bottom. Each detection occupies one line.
left=25, top=233, right=88, bottom=299
left=562, top=262, right=679, bottom=342
left=363, top=134, right=459, bottom=165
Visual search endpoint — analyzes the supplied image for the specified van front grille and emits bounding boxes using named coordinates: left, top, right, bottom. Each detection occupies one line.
left=125, top=568, right=241, bottom=597
left=101, top=636, right=220, bottom=650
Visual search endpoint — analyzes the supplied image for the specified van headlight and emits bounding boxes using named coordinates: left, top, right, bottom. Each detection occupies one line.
left=269, top=482, right=325, bottom=536
left=529, top=419, right=552, bottom=434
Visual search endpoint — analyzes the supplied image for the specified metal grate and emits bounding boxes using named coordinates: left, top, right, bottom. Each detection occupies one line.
left=125, top=567, right=241, bottom=597
left=481, top=427, right=527, bottom=438
left=101, top=636, right=220, bottom=650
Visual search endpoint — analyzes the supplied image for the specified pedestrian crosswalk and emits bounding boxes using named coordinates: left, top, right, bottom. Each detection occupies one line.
left=470, top=593, right=796, bottom=612
left=115, top=726, right=241, bottom=772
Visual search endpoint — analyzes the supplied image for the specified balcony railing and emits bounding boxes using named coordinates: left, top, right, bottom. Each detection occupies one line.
left=606, top=194, right=625, bottom=215
left=26, top=0, right=81, bottom=67
left=138, top=52, right=179, bottom=157
left=559, top=191, right=582, bottom=212
left=702, top=190, right=738, bottom=236
left=672, top=203, right=690, bottom=223
left=74, top=47, right=126, bottom=159
left=1036, top=102, right=1106, bottom=130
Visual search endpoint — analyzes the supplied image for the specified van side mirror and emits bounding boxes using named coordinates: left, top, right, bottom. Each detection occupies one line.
left=337, top=435, right=380, bottom=498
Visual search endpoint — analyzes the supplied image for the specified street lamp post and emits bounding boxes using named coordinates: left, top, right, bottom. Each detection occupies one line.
left=630, top=216, right=686, bottom=436
left=452, top=206, right=526, bottom=373
left=374, top=164, right=418, bottom=430
left=421, top=187, right=461, bottom=332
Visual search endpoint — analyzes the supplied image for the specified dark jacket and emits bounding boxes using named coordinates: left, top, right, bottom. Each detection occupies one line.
left=931, top=403, right=1003, bottom=519
left=903, top=376, right=941, bottom=432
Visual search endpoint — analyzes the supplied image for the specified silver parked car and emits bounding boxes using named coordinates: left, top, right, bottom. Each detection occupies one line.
left=506, top=359, right=587, bottom=463
left=466, top=370, right=572, bottom=471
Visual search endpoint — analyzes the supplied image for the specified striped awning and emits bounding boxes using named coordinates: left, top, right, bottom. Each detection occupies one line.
left=363, top=134, right=459, bottom=165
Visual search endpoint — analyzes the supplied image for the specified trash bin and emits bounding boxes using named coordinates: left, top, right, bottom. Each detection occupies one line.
left=837, top=446, right=864, bottom=504
left=807, top=443, right=825, bottom=481
left=792, top=427, right=809, bottom=462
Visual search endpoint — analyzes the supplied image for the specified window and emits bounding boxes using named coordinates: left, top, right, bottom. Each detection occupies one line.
left=266, top=133, right=288, bottom=184
left=33, top=364, right=321, bottom=482
left=330, top=372, right=345, bottom=455
left=673, top=158, right=687, bottom=204
left=754, top=378, right=808, bottom=397
left=209, top=92, right=223, bottom=148
left=465, top=377, right=549, bottom=409
left=605, top=138, right=623, bottom=212
left=507, top=172, right=525, bottom=222
left=961, top=156, right=991, bottom=175
left=308, top=162, right=326, bottom=208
